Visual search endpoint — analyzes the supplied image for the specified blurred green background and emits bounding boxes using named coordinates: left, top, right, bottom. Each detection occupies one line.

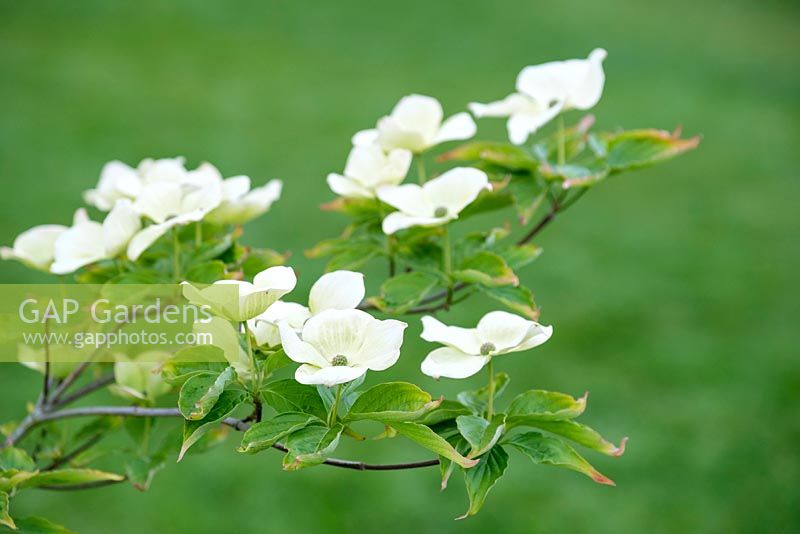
left=1, top=0, right=798, bottom=532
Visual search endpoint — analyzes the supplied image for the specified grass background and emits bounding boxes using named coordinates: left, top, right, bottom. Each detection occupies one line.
left=0, top=0, right=798, bottom=532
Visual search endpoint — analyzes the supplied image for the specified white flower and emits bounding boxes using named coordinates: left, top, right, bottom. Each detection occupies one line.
left=83, top=161, right=142, bottom=211
left=1, top=224, right=66, bottom=271
left=110, top=351, right=171, bottom=402
left=126, top=209, right=204, bottom=261
left=327, top=144, right=412, bottom=199
left=376, top=167, right=491, bottom=235
left=137, top=157, right=190, bottom=184
left=182, top=266, right=297, bottom=322
left=353, top=94, right=476, bottom=153
left=469, top=48, right=607, bottom=145
left=279, top=308, right=407, bottom=387
left=51, top=205, right=141, bottom=275
left=205, top=178, right=282, bottom=225
left=249, top=270, right=365, bottom=348
left=420, top=311, right=553, bottom=379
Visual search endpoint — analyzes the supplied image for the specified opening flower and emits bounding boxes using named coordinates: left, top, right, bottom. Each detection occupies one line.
left=181, top=266, right=297, bottom=323
left=1, top=224, right=66, bottom=271
left=279, top=309, right=407, bottom=387
left=353, top=94, right=476, bottom=153
left=470, top=48, right=607, bottom=145
left=110, top=351, right=172, bottom=403
left=420, top=311, right=553, bottom=379
left=327, top=144, right=412, bottom=199
left=249, top=270, right=365, bottom=347
left=376, top=167, right=491, bottom=234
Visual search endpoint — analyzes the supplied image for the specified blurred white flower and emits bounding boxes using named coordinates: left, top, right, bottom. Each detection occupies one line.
left=137, top=157, right=190, bottom=184
left=470, top=48, right=607, bottom=145
left=205, top=178, right=282, bottom=226
left=182, top=266, right=297, bottom=323
left=50, top=202, right=142, bottom=274
left=249, top=270, right=365, bottom=347
left=1, top=224, right=66, bottom=271
left=376, top=167, right=490, bottom=234
left=420, top=311, right=553, bottom=379
left=327, top=144, right=412, bottom=199
left=279, top=308, right=407, bottom=387
left=110, top=351, right=172, bottom=402
left=83, top=161, right=142, bottom=211
left=353, top=94, right=476, bottom=153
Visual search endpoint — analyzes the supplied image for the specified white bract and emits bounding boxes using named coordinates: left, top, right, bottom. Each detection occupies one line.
left=279, top=308, right=407, bottom=387
left=420, top=311, right=553, bottom=379
left=182, top=266, right=297, bottom=323
left=205, top=178, right=282, bottom=226
left=249, top=270, right=365, bottom=348
left=50, top=205, right=141, bottom=275
left=110, top=351, right=172, bottom=402
left=377, top=167, right=491, bottom=234
left=83, top=160, right=142, bottom=211
left=470, top=48, right=607, bottom=145
left=353, top=94, right=476, bottom=153
left=327, top=144, right=412, bottom=199
left=1, top=224, right=66, bottom=271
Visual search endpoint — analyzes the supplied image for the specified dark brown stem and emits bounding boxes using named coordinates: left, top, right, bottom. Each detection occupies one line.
left=5, top=406, right=440, bottom=472
left=38, top=478, right=128, bottom=491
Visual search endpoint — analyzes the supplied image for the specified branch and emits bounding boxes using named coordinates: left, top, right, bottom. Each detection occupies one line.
left=56, top=374, right=115, bottom=407
left=5, top=405, right=440, bottom=472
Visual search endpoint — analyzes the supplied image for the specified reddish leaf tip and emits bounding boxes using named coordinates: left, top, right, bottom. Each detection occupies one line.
left=612, top=436, right=629, bottom=457
left=592, top=471, right=616, bottom=486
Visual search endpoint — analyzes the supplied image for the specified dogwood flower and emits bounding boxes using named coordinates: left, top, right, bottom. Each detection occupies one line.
left=469, top=48, right=607, bottom=145
left=110, top=351, right=172, bottom=402
left=420, top=311, right=553, bottom=379
left=51, top=205, right=141, bottom=275
left=279, top=308, right=407, bottom=386
left=376, top=167, right=491, bottom=234
left=181, top=266, right=297, bottom=323
left=327, top=144, right=412, bottom=199
left=352, top=94, right=476, bottom=153
left=1, top=224, right=66, bottom=271
left=205, top=178, right=282, bottom=226
left=83, top=160, right=142, bottom=211
left=249, top=270, right=365, bottom=347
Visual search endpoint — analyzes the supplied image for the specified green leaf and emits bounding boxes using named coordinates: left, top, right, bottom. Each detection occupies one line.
left=240, top=248, right=288, bottom=278
left=504, top=431, right=615, bottom=485
left=367, top=272, right=440, bottom=314
left=457, top=372, right=510, bottom=415
left=438, top=434, right=470, bottom=490
left=238, top=413, right=322, bottom=454
left=346, top=382, right=439, bottom=423
left=452, top=251, right=518, bottom=288
left=0, top=491, right=13, bottom=530
left=260, top=379, right=328, bottom=420
left=458, top=188, right=514, bottom=219
left=603, top=128, right=700, bottom=173
left=160, top=345, right=228, bottom=384
left=0, top=448, right=35, bottom=472
left=477, top=284, right=538, bottom=319
left=533, top=115, right=596, bottom=163
left=262, top=348, right=292, bottom=376
left=520, top=419, right=627, bottom=457
left=508, top=174, right=547, bottom=224
left=497, top=244, right=542, bottom=271
left=456, top=415, right=506, bottom=458
left=183, top=260, right=226, bottom=284
left=125, top=454, right=166, bottom=492
left=440, top=141, right=538, bottom=171
left=459, top=445, right=509, bottom=519
left=506, top=390, right=588, bottom=427
left=178, top=389, right=247, bottom=461
left=390, top=422, right=478, bottom=469
left=306, top=234, right=383, bottom=271
left=18, top=469, right=124, bottom=490
left=178, top=367, right=236, bottom=420
left=281, top=424, right=343, bottom=471
left=417, top=400, right=472, bottom=425
left=2, top=516, right=76, bottom=533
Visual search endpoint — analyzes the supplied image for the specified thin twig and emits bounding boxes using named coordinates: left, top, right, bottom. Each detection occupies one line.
left=44, top=434, right=103, bottom=470
left=6, top=406, right=439, bottom=472
left=56, top=374, right=115, bottom=407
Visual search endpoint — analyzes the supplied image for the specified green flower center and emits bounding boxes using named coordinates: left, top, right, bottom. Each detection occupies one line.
left=479, top=342, right=496, bottom=356
left=433, top=206, right=448, bottom=218
left=331, top=355, right=348, bottom=366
